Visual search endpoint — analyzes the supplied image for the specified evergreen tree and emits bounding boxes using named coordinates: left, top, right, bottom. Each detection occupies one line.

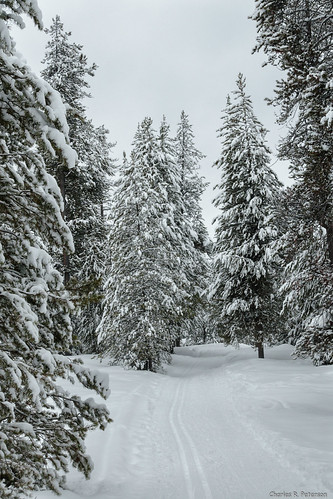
left=278, top=186, right=333, bottom=365
left=252, top=0, right=333, bottom=259
left=98, top=118, right=186, bottom=371
left=210, top=75, right=282, bottom=358
left=41, top=16, right=113, bottom=352
left=157, top=116, right=192, bottom=347
left=174, top=111, right=211, bottom=345
left=252, top=0, right=333, bottom=363
left=0, top=3, right=110, bottom=497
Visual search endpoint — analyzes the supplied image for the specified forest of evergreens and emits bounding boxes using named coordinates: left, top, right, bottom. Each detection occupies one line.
left=0, top=0, right=332, bottom=496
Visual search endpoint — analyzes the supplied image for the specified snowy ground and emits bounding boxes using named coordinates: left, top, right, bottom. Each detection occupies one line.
left=37, top=344, right=333, bottom=499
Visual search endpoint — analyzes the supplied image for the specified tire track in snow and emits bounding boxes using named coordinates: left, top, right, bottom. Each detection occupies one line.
left=168, top=360, right=213, bottom=499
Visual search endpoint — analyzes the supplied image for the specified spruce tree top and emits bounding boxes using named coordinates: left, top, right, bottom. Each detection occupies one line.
left=41, top=15, right=97, bottom=115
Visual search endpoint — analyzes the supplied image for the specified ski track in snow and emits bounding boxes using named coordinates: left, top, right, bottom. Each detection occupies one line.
left=169, top=381, right=193, bottom=497
left=168, top=360, right=213, bottom=499
left=35, top=345, right=333, bottom=499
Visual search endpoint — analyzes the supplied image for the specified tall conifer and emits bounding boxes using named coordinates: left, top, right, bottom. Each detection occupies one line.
left=41, top=16, right=114, bottom=352
left=174, top=111, right=211, bottom=344
left=252, top=0, right=333, bottom=363
left=210, top=75, right=282, bottom=358
left=0, top=4, right=110, bottom=496
left=98, top=118, right=186, bottom=370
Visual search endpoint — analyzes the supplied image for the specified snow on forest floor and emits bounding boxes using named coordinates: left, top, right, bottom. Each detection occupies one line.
left=37, top=344, right=333, bottom=499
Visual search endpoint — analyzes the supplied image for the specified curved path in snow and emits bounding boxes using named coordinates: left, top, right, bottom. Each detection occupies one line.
left=47, top=346, right=331, bottom=499
left=168, top=359, right=213, bottom=499
left=139, top=349, right=312, bottom=499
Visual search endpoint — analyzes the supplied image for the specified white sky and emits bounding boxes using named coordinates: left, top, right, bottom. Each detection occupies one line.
left=12, top=0, right=291, bottom=237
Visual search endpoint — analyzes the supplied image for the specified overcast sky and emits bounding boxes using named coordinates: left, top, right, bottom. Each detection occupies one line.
left=12, top=0, right=291, bottom=237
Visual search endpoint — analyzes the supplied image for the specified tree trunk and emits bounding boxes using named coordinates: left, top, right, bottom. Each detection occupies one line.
left=58, top=165, right=70, bottom=284
left=256, top=341, right=264, bottom=359
left=202, top=325, right=207, bottom=344
left=144, top=357, right=153, bottom=371
left=175, top=337, right=181, bottom=348
left=63, top=252, right=70, bottom=285
left=325, top=221, right=333, bottom=267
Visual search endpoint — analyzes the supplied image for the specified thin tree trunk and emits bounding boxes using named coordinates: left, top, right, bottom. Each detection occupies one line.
left=257, top=341, right=264, bottom=359
left=58, top=165, right=70, bottom=284
left=325, top=221, right=333, bottom=267
left=63, top=252, right=70, bottom=285
left=202, top=325, right=207, bottom=344
left=144, top=358, right=153, bottom=371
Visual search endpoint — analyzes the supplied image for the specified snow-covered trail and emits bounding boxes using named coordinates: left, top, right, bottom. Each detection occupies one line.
left=147, top=350, right=311, bottom=499
left=38, top=344, right=333, bottom=499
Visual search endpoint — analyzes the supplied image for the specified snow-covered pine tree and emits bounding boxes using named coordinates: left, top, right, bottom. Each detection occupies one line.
left=210, top=74, right=282, bottom=358
left=174, top=111, right=211, bottom=345
left=252, top=0, right=333, bottom=363
left=157, top=116, right=192, bottom=348
left=68, top=121, right=113, bottom=352
left=41, top=16, right=114, bottom=352
left=98, top=117, right=186, bottom=371
left=0, top=3, right=111, bottom=497
left=278, top=185, right=333, bottom=365
left=252, top=0, right=333, bottom=259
